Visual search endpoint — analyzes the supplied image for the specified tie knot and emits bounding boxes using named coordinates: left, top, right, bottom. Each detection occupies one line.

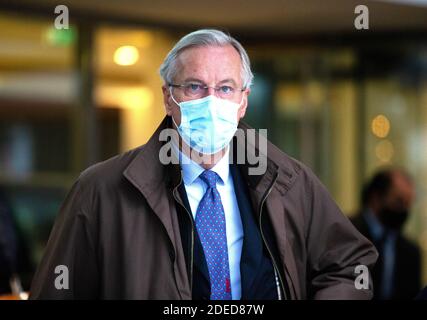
left=199, top=170, right=219, bottom=188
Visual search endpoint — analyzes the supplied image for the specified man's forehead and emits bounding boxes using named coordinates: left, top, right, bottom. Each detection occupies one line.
left=178, top=44, right=240, bottom=60
left=392, top=171, right=413, bottom=189
left=390, top=171, right=415, bottom=200
left=174, top=45, right=242, bottom=76
left=175, top=45, right=242, bottom=85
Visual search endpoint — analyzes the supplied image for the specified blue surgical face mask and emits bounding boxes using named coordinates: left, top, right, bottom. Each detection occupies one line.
left=170, top=93, right=242, bottom=155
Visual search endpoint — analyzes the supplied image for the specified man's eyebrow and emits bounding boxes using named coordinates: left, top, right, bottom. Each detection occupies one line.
left=217, top=79, right=238, bottom=86
left=181, top=77, right=239, bottom=86
left=182, top=77, right=205, bottom=84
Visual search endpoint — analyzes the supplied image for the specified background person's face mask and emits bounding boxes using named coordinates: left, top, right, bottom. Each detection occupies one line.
left=171, top=92, right=242, bottom=155
left=378, top=206, right=409, bottom=230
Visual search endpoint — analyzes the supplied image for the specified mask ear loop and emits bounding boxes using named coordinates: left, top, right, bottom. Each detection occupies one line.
left=169, top=86, right=181, bottom=106
left=239, top=95, right=244, bottom=110
left=168, top=86, right=181, bottom=129
left=235, top=90, right=246, bottom=119
left=167, top=86, right=184, bottom=154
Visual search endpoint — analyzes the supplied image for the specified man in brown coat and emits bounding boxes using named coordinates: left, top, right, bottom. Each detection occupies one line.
left=30, top=29, right=377, bottom=300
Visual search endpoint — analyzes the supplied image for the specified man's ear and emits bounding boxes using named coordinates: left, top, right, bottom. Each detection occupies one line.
left=238, top=89, right=250, bottom=120
left=162, top=85, right=173, bottom=116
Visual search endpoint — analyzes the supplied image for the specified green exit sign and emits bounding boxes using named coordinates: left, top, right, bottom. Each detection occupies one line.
left=44, top=26, right=76, bottom=47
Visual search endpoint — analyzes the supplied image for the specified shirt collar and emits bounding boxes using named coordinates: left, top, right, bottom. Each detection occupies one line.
left=210, top=148, right=230, bottom=185
left=171, top=139, right=230, bottom=186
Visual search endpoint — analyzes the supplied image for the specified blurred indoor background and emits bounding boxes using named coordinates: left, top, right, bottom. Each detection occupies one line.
left=1, top=0, right=427, bottom=294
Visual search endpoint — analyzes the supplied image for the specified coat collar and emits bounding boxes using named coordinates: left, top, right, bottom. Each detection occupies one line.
left=123, top=115, right=300, bottom=215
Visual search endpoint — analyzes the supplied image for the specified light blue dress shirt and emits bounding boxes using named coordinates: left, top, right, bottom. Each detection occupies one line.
left=171, top=141, right=244, bottom=300
left=363, top=209, right=397, bottom=299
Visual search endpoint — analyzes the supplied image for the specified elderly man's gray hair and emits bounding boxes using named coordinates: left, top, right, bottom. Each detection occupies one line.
left=159, top=29, right=254, bottom=89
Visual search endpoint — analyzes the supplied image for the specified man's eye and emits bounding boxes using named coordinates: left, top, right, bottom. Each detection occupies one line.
left=188, top=84, right=203, bottom=92
left=220, top=86, right=234, bottom=94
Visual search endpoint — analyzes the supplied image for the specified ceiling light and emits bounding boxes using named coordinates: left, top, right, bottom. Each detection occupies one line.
left=114, top=45, right=139, bottom=66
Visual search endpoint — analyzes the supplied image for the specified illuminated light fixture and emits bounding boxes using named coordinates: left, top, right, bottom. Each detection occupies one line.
left=375, top=140, right=394, bottom=163
left=121, top=87, right=153, bottom=109
left=95, top=85, right=153, bottom=110
left=114, top=45, right=139, bottom=66
left=371, top=114, right=391, bottom=138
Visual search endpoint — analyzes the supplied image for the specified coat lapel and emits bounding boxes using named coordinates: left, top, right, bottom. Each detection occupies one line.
left=234, top=121, right=300, bottom=299
left=122, top=117, right=191, bottom=299
left=123, top=117, right=176, bottom=250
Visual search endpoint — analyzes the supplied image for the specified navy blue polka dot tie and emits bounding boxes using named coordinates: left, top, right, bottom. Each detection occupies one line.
left=195, top=170, right=232, bottom=300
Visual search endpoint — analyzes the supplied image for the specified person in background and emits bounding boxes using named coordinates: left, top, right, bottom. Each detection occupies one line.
left=351, top=168, right=422, bottom=300
left=0, top=188, right=33, bottom=295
